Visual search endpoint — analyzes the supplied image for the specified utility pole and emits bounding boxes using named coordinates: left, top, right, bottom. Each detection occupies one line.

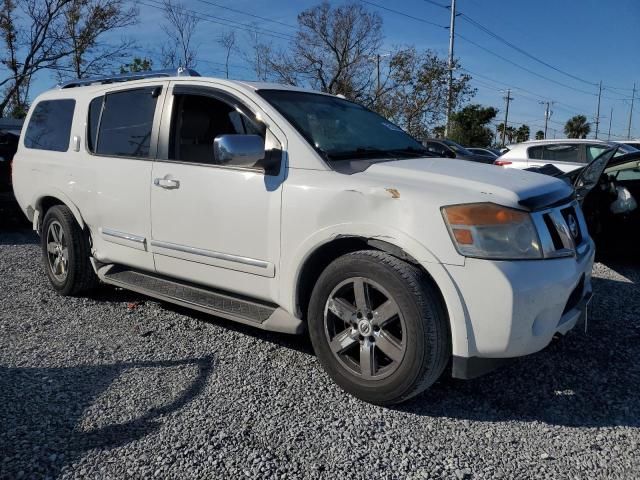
left=444, top=0, right=457, bottom=137
left=539, top=100, right=554, bottom=139
left=594, top=80, right=602, bottom=139
left=501, top=89, right=513, bottom=147
left=376, top=54, right=381, bottom=93
left=627, top=82, right=636, bottom=140
left=607, top=108, right=613, bottom=141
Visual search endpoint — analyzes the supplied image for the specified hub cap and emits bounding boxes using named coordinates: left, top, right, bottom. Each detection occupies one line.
left=46, top=220, right=68, bottom=282
left=324, top=277, right=407, bottom=380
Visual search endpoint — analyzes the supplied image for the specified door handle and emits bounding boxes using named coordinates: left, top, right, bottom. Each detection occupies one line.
left=154, top=178, right=180, bottom=189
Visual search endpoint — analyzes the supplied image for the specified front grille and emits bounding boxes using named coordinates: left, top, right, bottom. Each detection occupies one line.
left=531, top=201, right=589, bottom=259
left=561, top=206, right=583, bottom=245
left=563, top=274, right=585, bottom=315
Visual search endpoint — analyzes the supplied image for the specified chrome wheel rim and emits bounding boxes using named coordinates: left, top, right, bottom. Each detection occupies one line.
left=324, top=277, right=407, bottom=380
left=46, top=220, right=68, bottom=282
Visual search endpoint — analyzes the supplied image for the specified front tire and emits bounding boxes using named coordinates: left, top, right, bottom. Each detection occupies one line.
left=308, top=250, right=450, bottom=405
left=41, top=205, right=98, bottom=296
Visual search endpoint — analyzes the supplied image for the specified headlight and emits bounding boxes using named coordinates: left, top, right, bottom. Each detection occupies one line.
left=441, top=203, right=542, bottom=260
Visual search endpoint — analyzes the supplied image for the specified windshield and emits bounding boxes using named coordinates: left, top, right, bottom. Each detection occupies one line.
left=615, top=143, right=639, bottom=154
left=442, top=139, right=474, bottom=156
left=258, top=90, right=429, bottom=161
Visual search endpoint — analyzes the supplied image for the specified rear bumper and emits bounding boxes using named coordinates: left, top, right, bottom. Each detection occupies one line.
left=443, top=239, right=595, bottom=377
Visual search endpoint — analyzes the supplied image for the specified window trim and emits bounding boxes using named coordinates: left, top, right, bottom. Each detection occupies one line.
left=85, top=84, right=166, bottom=161
left=156, top=84, right=280, bottom=174
left=24, top=98, right=76, bottom=152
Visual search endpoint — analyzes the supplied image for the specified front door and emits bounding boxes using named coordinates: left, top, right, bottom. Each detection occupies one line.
left=150, top=84, right=285, bottom=302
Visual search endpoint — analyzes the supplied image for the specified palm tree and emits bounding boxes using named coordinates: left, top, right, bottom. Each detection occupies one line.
left=535, top=130, right=544, bottom=140
left=564, top=115, right=591, bottom=139
left=516, top=124, right=530, bottom=142
left=505, top=126, right=516, bottom=144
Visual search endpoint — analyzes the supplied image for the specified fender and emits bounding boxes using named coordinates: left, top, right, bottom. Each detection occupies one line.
left=30, top=188, right=86, bottom=232
left=281, top=223, right=476, bottom=358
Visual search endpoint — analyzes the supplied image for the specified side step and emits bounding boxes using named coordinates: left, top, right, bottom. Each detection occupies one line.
left=97, top=266, right=304, bottom=334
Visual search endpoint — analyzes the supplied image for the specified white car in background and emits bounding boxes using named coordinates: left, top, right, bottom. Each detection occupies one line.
left=495, top=139, right=636, bottom=172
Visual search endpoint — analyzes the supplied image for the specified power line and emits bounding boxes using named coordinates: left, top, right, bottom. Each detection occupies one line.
left=195, top=0, right=296, bottom=29
left=458, top=13, right=598, bottom=88
left=139, top=0, right=295, bottom=41
left=359, top=0, right=448, bottom=28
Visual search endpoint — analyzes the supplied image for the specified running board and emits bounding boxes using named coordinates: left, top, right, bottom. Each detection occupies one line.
left=97, top=265, right=304, bottom=334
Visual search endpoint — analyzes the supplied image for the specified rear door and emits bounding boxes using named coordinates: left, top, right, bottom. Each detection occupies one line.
left=87, top=83, right=167, bottom=271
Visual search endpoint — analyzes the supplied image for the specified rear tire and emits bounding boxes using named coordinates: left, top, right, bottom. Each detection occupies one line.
left=41, top=205, right=98, bottom=296
left=307, top=250, right=450, bottom=405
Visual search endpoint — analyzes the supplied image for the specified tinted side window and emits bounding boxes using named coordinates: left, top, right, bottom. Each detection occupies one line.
left=24, top=100, right=75, bottom=152
left=426, top=141, right=448, bottom=156
left=169, top=93, right=266, bottom=165
left=87, top=96, right=103, bottom=153
left=96, top=88, right=159, bottom=158
left=585, top=145, right=609, bottom=162
left=528, top=144, right=580, bottom=162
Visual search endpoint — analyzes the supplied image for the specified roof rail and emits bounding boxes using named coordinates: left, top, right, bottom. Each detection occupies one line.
left=58, top=67, right=201, bottom=89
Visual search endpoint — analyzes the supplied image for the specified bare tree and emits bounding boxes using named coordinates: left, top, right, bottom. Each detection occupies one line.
left=243, top=28, right=272, bottom=82
left=262, top=1, right=382, bottom=99
left=161, top=0, right=199, bottom=69
left=0, top=0, right=138, bottom=117
left=377, top=47, right=475, bottom=139
left=218, top=31, right=235, bottom=79
left=1, top=0, right=72, bottom=117
left=57, top=0, right=138, bottom=80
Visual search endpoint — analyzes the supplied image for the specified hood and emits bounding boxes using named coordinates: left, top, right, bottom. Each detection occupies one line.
left=359, top=158, right=574, bottom=210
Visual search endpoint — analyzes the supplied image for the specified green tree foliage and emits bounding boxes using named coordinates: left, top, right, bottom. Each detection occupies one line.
left=120, top=57, right=153, bottom=73
left=448, top=104, right=498, bottom=147
left=377, top=48, right=474, bottom=139
left=535, top=130, right=544, bottom=140
left=515, top=124, right=530, bottom=143
left=564, top=115, right=591, bottom=139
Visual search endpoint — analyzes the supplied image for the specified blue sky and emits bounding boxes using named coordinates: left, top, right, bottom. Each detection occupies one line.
left=29, top=0, right=640, bottom=139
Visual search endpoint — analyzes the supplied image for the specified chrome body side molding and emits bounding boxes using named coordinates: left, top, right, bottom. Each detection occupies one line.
left=100, top=227, right=147, bottom=251
left=150, top=240, right=275, bottom=277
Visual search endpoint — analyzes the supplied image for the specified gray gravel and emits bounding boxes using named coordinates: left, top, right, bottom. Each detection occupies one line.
left=1, top=223, right=639, bottom=479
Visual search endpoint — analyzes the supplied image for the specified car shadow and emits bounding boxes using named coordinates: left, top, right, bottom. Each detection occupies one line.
left=0, top=356, right=214, bottom=478
left=397, top=274, right=639, bottom=428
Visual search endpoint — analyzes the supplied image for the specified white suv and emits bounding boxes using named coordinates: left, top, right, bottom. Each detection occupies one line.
left=12, top=70, right=594, bottom=405
left=496, top=139, right=635, bottom=172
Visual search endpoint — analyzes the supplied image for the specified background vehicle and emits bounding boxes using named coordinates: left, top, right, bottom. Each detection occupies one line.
left=495, top=139, right=636, bottom=172
left=423, top=139, right=495, bottom=164
left=0, top=127, right=21, bottom=192
left=528, top=148, right=639, bottom=256
left=466, top=147, right=500, bottom=159
left=613, top=140, right=640, bottom=150
left=12, top=70, right=594, bottom=405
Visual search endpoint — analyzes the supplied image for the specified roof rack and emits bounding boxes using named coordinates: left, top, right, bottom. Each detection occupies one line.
left=58, top=67, right=201, bottom=89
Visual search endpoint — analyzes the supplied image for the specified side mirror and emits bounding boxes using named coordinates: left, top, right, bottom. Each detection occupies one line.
left=213, top=134, right=265, bottom=168
left=446, top=149, right=456, bottom=158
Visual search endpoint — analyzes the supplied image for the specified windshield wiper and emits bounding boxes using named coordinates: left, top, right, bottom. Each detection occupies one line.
left=387, top=147, right=435, bottom=158
left=325, top=147, right=398, bottom=161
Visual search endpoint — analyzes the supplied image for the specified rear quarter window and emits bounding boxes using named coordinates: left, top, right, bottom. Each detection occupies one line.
left=24, top=99, right=75, bottom=152
left=528, top=144, right=581, bottom=162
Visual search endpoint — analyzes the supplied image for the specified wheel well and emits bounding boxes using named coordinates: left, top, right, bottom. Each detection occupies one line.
left=296, top=236, right=431, bottom=321
left=34, top=196, right=64, bottom=231
left=38, top=196, right=64, bottom=216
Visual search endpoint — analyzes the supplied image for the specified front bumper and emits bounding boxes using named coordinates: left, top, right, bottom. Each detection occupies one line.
left=445, top=239, right=594, bottom=378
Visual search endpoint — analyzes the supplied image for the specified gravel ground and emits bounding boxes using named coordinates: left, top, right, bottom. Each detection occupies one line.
left=1, top=201, right=639, bottom=479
